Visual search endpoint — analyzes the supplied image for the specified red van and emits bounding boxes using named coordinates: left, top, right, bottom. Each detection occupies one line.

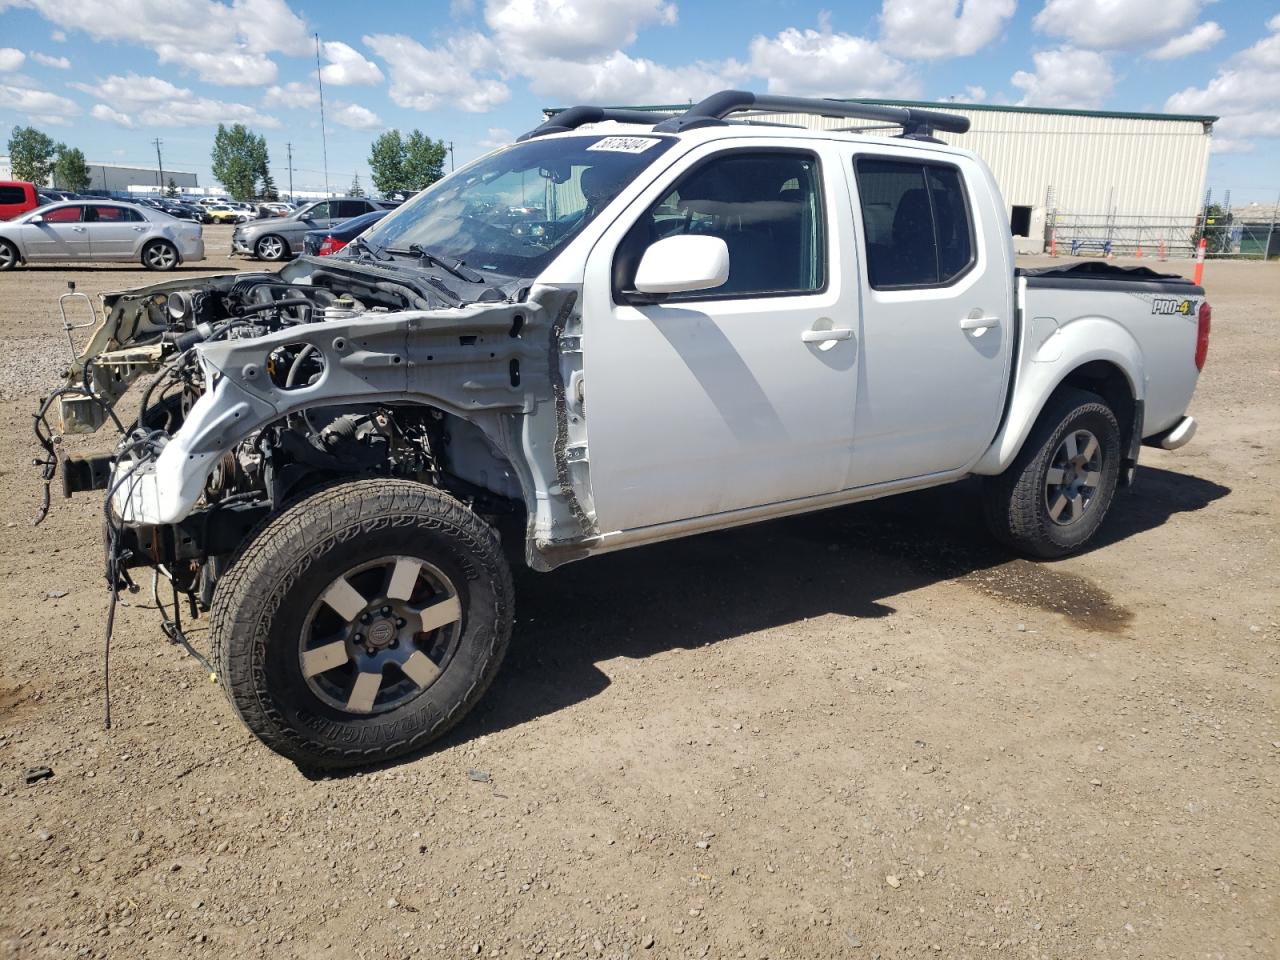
left=0, top=181, right=40, bottom=221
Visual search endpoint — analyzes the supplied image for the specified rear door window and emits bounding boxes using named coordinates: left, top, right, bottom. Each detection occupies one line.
left=853, top=157, right=974, bottom=289
left=0, top=185, right=28, bottom=204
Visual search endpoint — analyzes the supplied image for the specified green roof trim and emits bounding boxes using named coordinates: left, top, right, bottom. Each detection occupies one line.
left=544, top=97, right=1217, bottom=125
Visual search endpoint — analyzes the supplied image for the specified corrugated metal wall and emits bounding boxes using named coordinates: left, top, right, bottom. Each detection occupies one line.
left=580, top=105, right=1212, bottom=253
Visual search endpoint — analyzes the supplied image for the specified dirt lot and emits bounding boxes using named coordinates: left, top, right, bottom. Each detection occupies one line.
left=1, top=229, right=1276, bottom=959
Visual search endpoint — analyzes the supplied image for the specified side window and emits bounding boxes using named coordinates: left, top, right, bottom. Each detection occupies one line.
left=334, top=200, right=363, bottom=217
left=42, top=205, right=83, bottom=223
left=0, top=185, right=27, bottom=204
left=89, top=205, right=141, bottom=222
left=617, top=151, right=825, bottom=299
left=853, top=157, right=974, bottom=289
left=306, top=202, right=330, bottom=220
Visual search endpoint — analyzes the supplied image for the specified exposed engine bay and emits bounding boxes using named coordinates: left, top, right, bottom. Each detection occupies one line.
left=33, top=257, right=595, bottom=625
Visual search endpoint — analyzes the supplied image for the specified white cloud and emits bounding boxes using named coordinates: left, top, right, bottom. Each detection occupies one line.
left=1011, top=47, right=1115, bottom=108
left=748, top=19, right=917, bottom=98
left=1208, top=137, right=1254, bottom=154
left=11, top=0, right=309, bottom=84
left=521, top=48, right=743, bottom=104
left=1147, top=21, right=1224, bottom=60
left=0, top=48, right=26, bottom=72
left=364, top=32, right=509, bottom=112
left=91, top=102, right=134, bottom=127
left=320, top=41, right=383, bottom=86
left=332, top=101, right=382, bottom=129
left=0, top=81, right=80, bottom=119
left=50, top=30, right=66, bottom=42
left=31, top=51, right=71, bottom=68
left=156, top=45, right=278, bottom=85
left=477, top=127, right=513, bottom=150
left=263, top=80, right=318, bottom=108
left=880, top=0, right=1016, bottom=60
left=485, top=0, right=676, bottom=60
left=1033, top=0, right=1202, bottom=50
left=1165, top=16, right=1280, bottom=146
left=72, top=72, right=280, bottom=128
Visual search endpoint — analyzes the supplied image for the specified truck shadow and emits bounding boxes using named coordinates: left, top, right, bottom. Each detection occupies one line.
left=442, top=466, right=1229, bottom=748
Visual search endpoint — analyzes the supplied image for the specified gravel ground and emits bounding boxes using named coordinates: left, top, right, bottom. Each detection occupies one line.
left=0, top=234, right=1276, bottom=960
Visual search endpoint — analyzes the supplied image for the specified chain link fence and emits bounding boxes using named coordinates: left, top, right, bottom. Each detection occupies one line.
left=1045, top=196, right=1280, bottom=260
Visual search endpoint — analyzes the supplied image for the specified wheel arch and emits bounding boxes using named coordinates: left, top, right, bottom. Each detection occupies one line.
left=974, top=317, right=1143, bottom=476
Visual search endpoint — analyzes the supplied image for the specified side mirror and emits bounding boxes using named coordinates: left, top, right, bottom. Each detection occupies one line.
left=27, top=214, right=44, bottom=225
left=632, top=234, right=730, bottom=296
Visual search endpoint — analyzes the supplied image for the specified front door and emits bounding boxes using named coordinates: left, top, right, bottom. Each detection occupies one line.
left=582, top=143, right=860, bottom=534
left=21, top=204, right=88, bottom=259
left=842, top=150, right=1013, bottom=487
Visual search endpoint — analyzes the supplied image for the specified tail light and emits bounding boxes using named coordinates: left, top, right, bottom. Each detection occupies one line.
left=1195, top=300, right=1211, bottom=371
left=317, top=236, right=346, bottom=257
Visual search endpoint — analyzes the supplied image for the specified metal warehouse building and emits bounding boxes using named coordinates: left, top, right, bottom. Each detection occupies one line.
left=543, top=99, right=1217, bottom=256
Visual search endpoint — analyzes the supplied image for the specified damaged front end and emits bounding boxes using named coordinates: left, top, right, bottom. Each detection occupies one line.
left=36, top=258, right=601, bottom=616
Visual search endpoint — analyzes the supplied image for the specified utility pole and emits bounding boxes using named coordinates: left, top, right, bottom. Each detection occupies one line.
left=152, top=138, right=164, bottom=193
left=448, top=141, right=455, bottom=172
left=315, top=33, right=330, bottom=198
left=286, top=142, right=294, bottom=201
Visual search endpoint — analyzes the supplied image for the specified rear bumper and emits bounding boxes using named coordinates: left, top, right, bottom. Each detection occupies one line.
left=1145, top=416, right=1197, bottom=451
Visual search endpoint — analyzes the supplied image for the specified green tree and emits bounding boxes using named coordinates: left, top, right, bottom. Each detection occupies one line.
left=52, top=145, right=92, bottom=193
left=7, top=125, right=58, bottom=184
left=165, top=177, right=180, bottom=199
left=349, top=173, right=364, bottom=197
left=402, top=131, right=447, bottom=191
left=368, top=129, right=406, bottom=196
left=211, top=123, right=269, bottom=201
left=260, top=169, right=279, bottom=201
left=368, top=128, right=447, bottom=196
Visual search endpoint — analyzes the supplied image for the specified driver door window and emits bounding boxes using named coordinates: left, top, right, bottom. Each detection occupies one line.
left=305, top=203, right=331, bottom=223
left=616, top=151, right=825, bottom=300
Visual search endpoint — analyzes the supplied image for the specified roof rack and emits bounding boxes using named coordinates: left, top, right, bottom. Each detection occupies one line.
left=517, top=106, right=676, bottom=142
left=519, top=90, right=970, bottom=141
left=655, top=90, right=970, bottom=137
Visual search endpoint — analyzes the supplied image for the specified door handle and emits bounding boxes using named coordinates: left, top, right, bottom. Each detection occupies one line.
left=801, top=328, right=853, bottom=343
left=960, top=314, right=1000, bottom=334
left=71, top=227, right=86, bottom=232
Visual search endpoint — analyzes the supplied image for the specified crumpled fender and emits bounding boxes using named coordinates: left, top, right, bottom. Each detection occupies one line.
left=972, top=314, right=1144, bottom=475
left=114, top=288, right=579, bottom=537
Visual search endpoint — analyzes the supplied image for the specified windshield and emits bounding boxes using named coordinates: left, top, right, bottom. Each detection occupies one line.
left=361, top=134, right=676, bottom=278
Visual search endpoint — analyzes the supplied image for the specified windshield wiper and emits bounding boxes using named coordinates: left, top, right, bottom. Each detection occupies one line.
left=346, top=235, right=388, bottom=261
left=388, top=244, right=485, bottom=284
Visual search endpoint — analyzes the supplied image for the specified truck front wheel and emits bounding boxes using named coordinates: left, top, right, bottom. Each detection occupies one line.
left=982, top=388, right=1121, bottom=559
left=210, top=479, right=513, bottom=769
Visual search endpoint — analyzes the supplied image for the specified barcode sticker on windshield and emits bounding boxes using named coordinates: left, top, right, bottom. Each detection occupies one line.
left=587, top=136, right=661, bottom=154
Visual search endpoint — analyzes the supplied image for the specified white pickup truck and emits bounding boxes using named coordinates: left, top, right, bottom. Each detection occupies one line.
left=45, top=91, right=1209, bottom=768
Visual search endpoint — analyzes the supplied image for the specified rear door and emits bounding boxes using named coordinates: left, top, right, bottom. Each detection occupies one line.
left=20, top=204, right=88, bottom=259
left=84, top=204, right=148, bottom=258
left=842, top=149, right=1014, bottom=487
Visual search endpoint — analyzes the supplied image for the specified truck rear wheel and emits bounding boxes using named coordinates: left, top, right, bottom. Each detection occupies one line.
left=210, top=479, right=513, bottom=769
left=982, top=388, right=1121, bottom=558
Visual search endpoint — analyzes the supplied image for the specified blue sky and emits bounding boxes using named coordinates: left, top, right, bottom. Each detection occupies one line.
left=1, top=0, right=1277, bottom=202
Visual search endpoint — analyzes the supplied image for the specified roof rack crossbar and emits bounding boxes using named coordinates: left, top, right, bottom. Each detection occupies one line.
left=653, top=90, right=970, bottom=137
left=518, top=106, right=675, bottom=141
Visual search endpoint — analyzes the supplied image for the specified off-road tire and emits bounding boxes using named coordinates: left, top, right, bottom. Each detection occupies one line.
left=255, top=234, right=288, bottom=261
left=0, top=239, right=18, bottom=271
left=982, top=387, right=1121, bottom=559
left=210, top=479, right=514, bottom=769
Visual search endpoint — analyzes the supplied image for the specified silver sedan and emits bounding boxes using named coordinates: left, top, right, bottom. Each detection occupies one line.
left=0, top=201, right=205, bottom=271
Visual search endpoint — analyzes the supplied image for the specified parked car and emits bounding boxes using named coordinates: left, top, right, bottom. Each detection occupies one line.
left=204, top=203, right=249, bottom=224
left=257, top=202, right=292, bottom=218
left=302, top=208, right=389, bottom=256
left=0, top=181, right=40, bottom=221
left=47, top=90, right=1208, bottom=768
left=165, top=202, right=208, bottom=223
left=231, top=196, right=393, bottom=260
left=0, top=200, right=204, bottom=270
